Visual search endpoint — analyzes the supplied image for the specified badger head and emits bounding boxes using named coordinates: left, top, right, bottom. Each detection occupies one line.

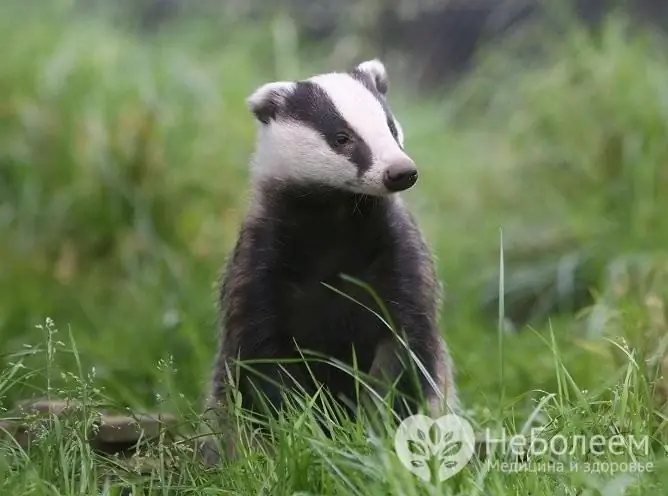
left=246, top=59, right=417, bottom=196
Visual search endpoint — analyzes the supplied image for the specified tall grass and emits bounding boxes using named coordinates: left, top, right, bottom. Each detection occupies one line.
left=2, top=3, right=668, bottom=494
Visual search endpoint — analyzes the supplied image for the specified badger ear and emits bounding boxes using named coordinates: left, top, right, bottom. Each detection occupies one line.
left=246, top=81, right=296, bottom=124
left=354, top=59, right=389, bottom=95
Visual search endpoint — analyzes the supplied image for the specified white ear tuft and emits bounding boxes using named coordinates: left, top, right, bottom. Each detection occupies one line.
left=246, top=81, right=296, bottom=124
left=355, top=59, right=389, bottom=94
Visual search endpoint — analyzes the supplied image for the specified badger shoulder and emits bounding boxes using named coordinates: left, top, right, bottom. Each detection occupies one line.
left=385, top=196, right=443, bottom=312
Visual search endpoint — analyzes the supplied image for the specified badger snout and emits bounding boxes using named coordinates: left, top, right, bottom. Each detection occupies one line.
left=383, top=157, right=418, bottom=192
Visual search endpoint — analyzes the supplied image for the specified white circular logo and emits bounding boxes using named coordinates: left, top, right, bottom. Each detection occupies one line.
left=394, top=414, right=475, bottom=482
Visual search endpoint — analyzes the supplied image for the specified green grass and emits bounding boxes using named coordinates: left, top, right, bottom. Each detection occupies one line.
left=2, top=3, right=668, bottom=494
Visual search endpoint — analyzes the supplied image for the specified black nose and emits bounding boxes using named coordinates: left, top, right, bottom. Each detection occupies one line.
left=383, top=159, right=418, bottom=192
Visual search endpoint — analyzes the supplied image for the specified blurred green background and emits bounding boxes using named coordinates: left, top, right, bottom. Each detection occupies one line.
left=3, top=0, right=668, bottom=425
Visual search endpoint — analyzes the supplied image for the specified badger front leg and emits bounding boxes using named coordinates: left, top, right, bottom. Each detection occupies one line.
left=201, top=327, right=310, bottom=466
left=367, top=327, right=459, bottom=421
left=201, top=357, right=241, bottom=466
left=200, top=251, right=311, bottom=465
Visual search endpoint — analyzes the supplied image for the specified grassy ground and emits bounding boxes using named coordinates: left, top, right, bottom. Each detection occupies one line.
left=2, top=4, right=668, bottom=494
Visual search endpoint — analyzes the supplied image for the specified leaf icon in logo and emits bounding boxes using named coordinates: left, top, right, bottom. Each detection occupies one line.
left=429, top=422, right=443, bottom=447
left=415, top=426, right=427, bottom=442
left=439, top=431, right=463, bottom=456
left=407, top=439, right=429, bottom=457
left=440, top=457, right=462, bottom=469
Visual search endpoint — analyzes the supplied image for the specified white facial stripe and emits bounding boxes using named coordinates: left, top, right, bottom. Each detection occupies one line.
left=308, top=73, right=406, bottom=164
left=250, top=119, right=359, bottom=187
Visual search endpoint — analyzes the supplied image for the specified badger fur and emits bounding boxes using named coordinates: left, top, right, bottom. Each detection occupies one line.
left=201, top=59, right=459, bottom=464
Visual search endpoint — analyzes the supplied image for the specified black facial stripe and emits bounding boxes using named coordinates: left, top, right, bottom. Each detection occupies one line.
left=282, top=81, right=373, bottom=174
left=350, top=69, right=401, bottom=145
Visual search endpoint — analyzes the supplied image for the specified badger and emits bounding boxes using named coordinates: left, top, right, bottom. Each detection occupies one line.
left=201, top=59, right=459, bottom=464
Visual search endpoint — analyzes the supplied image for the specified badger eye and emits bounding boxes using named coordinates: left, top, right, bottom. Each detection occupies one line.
left=334, top=132, right=352, bottom=146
